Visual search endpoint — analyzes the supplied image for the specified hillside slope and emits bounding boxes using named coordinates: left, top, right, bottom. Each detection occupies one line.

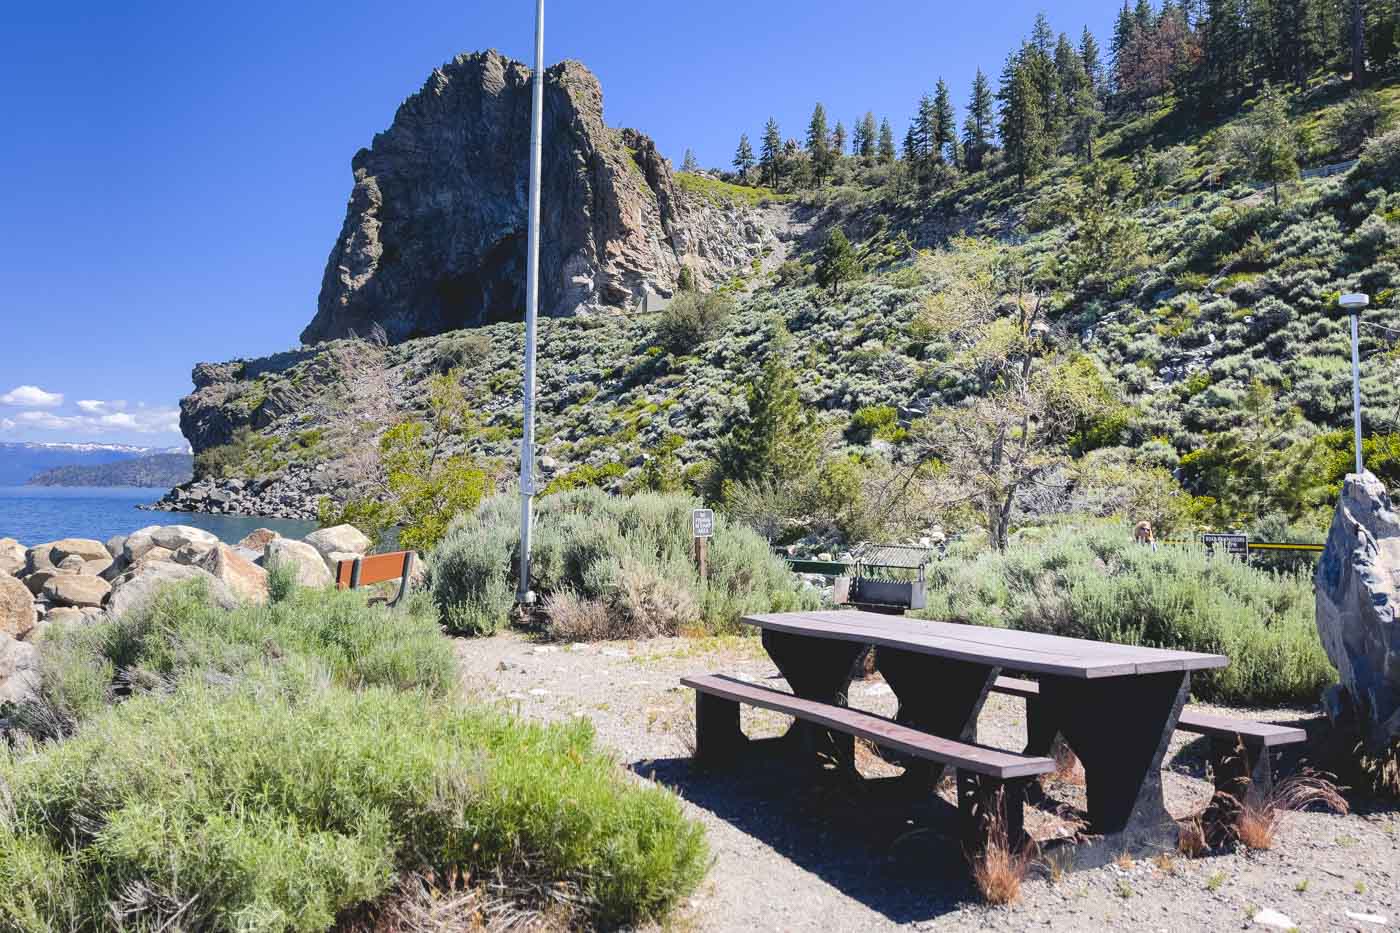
left=162, top=73, right=1400, bottom=539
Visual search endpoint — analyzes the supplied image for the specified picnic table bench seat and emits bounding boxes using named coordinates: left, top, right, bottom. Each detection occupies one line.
left=990, top=675, right=1307, bottom=805
left=683, top=673, right=1055, bottom=849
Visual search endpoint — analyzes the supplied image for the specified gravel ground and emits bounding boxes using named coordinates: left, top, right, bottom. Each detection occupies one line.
left=455, top=632, right=1399, bottom=932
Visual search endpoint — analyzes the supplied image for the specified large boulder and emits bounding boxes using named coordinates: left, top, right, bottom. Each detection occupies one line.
left=121, top=525, right=167, bottom=563
left=237, top=528, right=281, bottom=552
left=105, top=562, right=238, bottom=619
left=0, top=574, right=36, bottom=638
left=264, top=538, right=333, bottom=588
left=43, top=574, right=111, bottom=609
left=0, top=635, right=39, bottom=705
left=199, top=544, right=269, bottom=605
left=0, top=538, right=25, bottom=577
left=49, top=538, right=110, bottom=564
left=150, top=525, right=219, bottom=554
left=23, top=569, right=67, bottom=597
left=1315, top=470, right=1400, bottom=753
left=304, top=524, right=371, bottom=570
left=105, top=535, right=127, bottom=559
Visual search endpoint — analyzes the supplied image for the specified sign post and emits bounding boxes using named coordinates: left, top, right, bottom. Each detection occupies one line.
left=1201, top=532, right=1249, bottom=562
left=692, top=509, right=715, bottom=581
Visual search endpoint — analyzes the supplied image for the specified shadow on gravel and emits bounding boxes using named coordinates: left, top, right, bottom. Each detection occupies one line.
left=633, top=739, right=980, bottom=926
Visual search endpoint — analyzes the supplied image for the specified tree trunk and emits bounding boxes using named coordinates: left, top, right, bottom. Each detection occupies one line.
left=1351, top=0, right=1367, bottom=87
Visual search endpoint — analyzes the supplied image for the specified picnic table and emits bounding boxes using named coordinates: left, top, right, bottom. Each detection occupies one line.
left=683, top=609, right=1274, bottom=862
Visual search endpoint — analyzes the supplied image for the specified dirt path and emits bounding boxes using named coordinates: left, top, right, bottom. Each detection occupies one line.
left=455, top=632, right=1399, bottom=932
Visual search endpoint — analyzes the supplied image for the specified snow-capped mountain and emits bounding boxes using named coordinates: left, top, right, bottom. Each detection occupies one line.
left=0, top=442, right=192, bottom=485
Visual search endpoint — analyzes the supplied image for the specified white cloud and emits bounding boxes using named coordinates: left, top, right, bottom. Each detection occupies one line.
left=0, top=418, right=15, bottom=432
left=11, top=407, right=182, bottom=436
left=0, top=385, right=64, bottom=408
left=76, top=399, right=129, bottom=414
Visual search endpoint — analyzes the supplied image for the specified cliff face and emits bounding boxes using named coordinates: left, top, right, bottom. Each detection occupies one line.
left=302, top=50, right=773, bottom=345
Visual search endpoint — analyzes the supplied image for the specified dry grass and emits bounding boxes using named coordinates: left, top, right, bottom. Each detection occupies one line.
left=341, top=871, right=576, bottom=933
left=968, top=790, right=1034, bottom=906
left=1233, top=771, right=1350, bottom=851
left=541, top=591, right=613, bottom=641
left=1178, top=817, right=1209, bottom=858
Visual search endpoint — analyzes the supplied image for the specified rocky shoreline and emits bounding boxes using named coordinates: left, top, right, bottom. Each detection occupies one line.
left=147, top=464, right=330, bottom=520
left=0, top=522, right=373, bottom=709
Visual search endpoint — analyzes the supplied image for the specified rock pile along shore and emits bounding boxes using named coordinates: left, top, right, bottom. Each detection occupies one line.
left=0, top=523, right=372, bottom=706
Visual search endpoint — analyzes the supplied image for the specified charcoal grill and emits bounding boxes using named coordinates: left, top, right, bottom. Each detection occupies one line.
left=833, top=543, right=937, bottom=614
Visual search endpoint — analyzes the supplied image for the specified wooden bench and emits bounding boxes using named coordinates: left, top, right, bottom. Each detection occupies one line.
left=683, top=673, right=1055, bottom=851
left=334, top=550, right=419, bottom=609
left=990, top=675, right=1306, bottom=804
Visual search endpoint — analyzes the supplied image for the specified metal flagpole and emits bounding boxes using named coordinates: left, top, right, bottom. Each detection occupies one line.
left=1340, top=292, right=1370, bottom=476
left=517, top=0, right=544, bottom=605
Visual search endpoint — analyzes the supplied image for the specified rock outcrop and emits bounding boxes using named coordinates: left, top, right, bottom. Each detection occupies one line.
left=301, top=50, right=774, bottom=344
left=0, top=575, right=36, bottom=638
left=264, top=538, right=334, bottom=589
left=1315, top=470, right=1400, bottom=753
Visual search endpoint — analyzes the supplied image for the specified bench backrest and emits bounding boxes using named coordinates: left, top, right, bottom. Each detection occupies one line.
left=335, top=551, right=418, bottom=604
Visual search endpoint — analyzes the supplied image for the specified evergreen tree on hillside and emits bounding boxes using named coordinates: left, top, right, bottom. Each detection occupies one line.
left=933, top=78, right=957, bottom=164
left=1032, top=12, right=1056, bottom=54
left=903, top=123, right=919, bottom=163
left=682, top=149, right=699, bottom=172
left=963, top=68, right=996, bottom=170
left=816, top=228, right=861, bottom=297
left=913, top=92, right=936, bottom=162
left=715, top=325, right=820, bottom=491
left=760, top=117, right=783, bottom=188
left=733, top=133, right=755, bottom=178
left=998, top=48, right=1051, bottom=187
left=851, top=116, right=868, bottom=161
left=1219, top=81, right=1299, bottom=205
left=831, top=120, right=847, bottom=157
left=1081, top=26, right=1106, bottom=95
left=1110, top=1, right=1136, bottom=97
left=1055, top=33, right=1086, bottom=137
left=878, top=118, right=897, bottom=163
left=858, top=111, right=878, bottom=162
left=1194, top=0, right=1248, bottom=113
left=806, top=103, right=832, bottom=186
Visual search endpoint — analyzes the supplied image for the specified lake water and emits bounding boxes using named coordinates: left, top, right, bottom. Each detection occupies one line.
left=0, top=487, right=317, bottom=546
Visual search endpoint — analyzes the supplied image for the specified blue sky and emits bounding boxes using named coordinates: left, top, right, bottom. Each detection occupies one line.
left=0, top=0, right=1115, bottom=445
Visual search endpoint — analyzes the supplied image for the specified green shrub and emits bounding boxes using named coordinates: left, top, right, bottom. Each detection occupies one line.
left=31, top=580, right=455, bottom=734
left=916, top=522, right=1332, bottom=707
left=0, top=682, right=707, bottom=931
left=430, top=489, right=817, bottom=639
left=5, top=577, right=707, bottom=930
left=653, top=291, right=734, bottom=354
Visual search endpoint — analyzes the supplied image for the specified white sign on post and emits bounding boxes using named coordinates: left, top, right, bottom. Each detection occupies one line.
left=692, top=509, right=715, bottom=538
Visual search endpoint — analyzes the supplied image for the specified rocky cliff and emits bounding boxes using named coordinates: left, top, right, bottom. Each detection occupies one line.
left=302, top=50, right=776, bottom=345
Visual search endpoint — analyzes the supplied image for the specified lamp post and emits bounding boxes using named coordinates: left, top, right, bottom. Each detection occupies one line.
left=517, top=0, right=544, bottom=605
left=1340, top=292, right=1370, bottom=476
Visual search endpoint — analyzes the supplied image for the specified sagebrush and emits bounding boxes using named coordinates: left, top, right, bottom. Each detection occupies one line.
left=429, top=488, right=818, bottom=639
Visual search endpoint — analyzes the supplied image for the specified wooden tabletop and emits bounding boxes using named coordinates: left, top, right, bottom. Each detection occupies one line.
left=742, top=610, right=1229, bottom=679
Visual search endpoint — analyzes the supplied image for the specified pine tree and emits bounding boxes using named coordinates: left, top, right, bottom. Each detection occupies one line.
left=715, top=325, right=819, bottom=490
left=998, top=47, right=1051, bottom=187
left=1111, top=1, right=1137, bottom=98
left=877, top=118, right=897, bottom=163
left=963, top=68, right=996, bottom=170
left=1054, top=33, right=1085, bottom=140
left=806, top=103, right=832, bottom=186
left=733, top=133, right=756, bottom=178
left=681, top=149, right=699, bottom=173
left=914, top=92, right=936, bottom=162
left=850, top=116, right=868, bottom=161
left=933, top=78, right=956, bottom=163
left=760, top=117, right=783, bottom=188
left=1032, top=12, right=1056, bottom=54
left=858, top=111, right=878, bottom=162
left=816, top=228, right=860, bottom=297
left=831, top=120, right=847, bottom=157
left=1220, top=81, right=1299, bottom=205
left=1080, top=26, right=1106, bottom=95
left=1194, top=0, right=1248, bottom=114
